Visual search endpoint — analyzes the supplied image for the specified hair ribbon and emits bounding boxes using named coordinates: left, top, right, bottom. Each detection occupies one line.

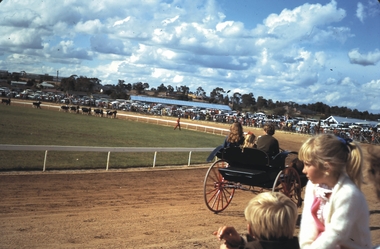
left=337, top=136, right=352, bottom=145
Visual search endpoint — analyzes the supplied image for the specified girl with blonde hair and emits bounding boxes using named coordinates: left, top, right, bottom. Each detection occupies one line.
left=243, top=131, right=256, bottom=149
left=298, top=133, right=371, bottom=249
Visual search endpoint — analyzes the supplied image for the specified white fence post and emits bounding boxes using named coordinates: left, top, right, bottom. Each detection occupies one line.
left=43, top=150, right=48, bottom=172
left=106, top=151, right=111, bottom=170
left=188, top=151, right=192, bottom=166
left=153, top=151, right=157, bottom=167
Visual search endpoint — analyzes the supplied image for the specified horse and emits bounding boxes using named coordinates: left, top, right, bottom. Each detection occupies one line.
left=69, top=106, right=77, bottom=113
left=106, top=110, right=117, bottom=118
left=81, top=107, right=91, bottom=115
left=60, top=105, right=69, bottom=112
left=367, top=146, right=380, bottom=200
left=32, top=101, right=42, bottom=109
left=1, top=98, right=11, bottom=105
left=93, top=108, right=104, bottom=117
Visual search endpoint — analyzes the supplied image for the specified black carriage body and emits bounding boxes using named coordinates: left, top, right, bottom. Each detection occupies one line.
left=216, top=147, right=285, bottom=188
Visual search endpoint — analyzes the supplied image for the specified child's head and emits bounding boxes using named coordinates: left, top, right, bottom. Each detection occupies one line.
left=227, top=122, right=244, bottom=143
left=230, top=122, right=243, bottom=133
left=243, top=131, right=256, bottom=148
left=244, top=192, right=297, bottom=240
left=263, top=123, right=276, bottom=136
left=298, top=133, right=363, bottom=189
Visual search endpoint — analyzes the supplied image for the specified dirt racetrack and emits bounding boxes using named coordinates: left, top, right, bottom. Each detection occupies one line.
left=0, top=131, right=379, bottom=248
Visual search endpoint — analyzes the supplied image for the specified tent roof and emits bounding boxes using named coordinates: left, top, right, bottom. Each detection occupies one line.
left=11, top=81, right=27, bottom=85
left=324, top=116, right=378, bottom=126
left=40, top=82, right=55, bottom=88
left=130, top=95, right=231, bottom=111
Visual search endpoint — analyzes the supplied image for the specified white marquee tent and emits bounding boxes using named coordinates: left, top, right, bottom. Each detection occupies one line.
left=323, top=116, right=378, bottom=127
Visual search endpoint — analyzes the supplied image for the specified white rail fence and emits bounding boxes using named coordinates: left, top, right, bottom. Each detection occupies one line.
left=0, top=145, right=214, bottom=172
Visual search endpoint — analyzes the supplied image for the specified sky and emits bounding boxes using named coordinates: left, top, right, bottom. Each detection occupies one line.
left=0, top=0, right=379, bottom=113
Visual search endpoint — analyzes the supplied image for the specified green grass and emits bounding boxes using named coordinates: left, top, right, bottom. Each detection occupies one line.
left=0, top=104, right=225, bottom=170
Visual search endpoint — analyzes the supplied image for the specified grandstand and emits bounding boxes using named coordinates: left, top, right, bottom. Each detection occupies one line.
left=130, top=95, right=231, bottom=111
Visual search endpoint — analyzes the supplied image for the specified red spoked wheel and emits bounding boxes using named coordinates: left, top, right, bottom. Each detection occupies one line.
left=272, top=167, right=303, bottom=207
left=203, top=159, right=235, bottom=213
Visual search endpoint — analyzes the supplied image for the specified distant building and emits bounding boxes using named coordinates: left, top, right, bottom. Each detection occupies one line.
left=11, top=81, right=27, bottom=87
left=38, top=82, right=55, bottom=89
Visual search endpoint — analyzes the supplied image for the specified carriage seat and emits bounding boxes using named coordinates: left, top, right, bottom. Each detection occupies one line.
left=216, top=147, right=289, bottom=186
left=218, top=167, right=270, bottom=185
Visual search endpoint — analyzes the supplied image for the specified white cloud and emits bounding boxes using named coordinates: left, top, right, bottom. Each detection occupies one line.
left=0, top=27, right=43, bottom=49
left=173, top=75, right=184, bottom=83
left=151, top=68, right=167, bottom=78
left=216, top=21, right=245, bottom=37
left=325, top=92, right=341, bottom=103
left=113, top=17, right=131, bottom=27
left=340, top=77, right=356, bottom=87
left=157, top=49, right=176, bottom=60
left=90, top=35, right=132, bottom=55
left=363, top=80, right=380, bottom=110
left=75, top=19, right=103, bottom=34
left=363, top=79, right=380, bottom=89
left=257, top=0, right=347, bottom=50
left=363, top=79, right=380, bottom=100
left=348, top=49, right=380, bottom=66
left=356, top=2, right=366, bottom=23
left=162, top=15, right=179, bottom=26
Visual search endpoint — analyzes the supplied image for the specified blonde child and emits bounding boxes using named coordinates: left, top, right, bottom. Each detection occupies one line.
left=214, top=192, right=299, bottom=249
left=298, top=134, right=371, bottom=249
left=243, top=131, right=256, bottom=149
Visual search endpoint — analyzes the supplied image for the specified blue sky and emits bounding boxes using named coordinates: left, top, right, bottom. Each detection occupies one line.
left=0, top=0, right=379, bottom=113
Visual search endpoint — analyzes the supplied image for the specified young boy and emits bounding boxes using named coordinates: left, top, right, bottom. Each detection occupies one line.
left=256, top=123, right=280, bottom=158
left=214, top=192, right=299, bottom=249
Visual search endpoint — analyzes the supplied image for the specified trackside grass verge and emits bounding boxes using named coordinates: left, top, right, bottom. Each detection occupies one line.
left=0, top=104, right=225, bottom=170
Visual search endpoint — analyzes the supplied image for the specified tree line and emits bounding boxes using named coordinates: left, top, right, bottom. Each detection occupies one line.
left=2, top=71, right=379, bottom=121
left=95, top=79, right=380, bottom=121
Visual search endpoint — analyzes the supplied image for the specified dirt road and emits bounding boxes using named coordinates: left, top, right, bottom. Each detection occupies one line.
left=0, top=132, right=379, bottom=248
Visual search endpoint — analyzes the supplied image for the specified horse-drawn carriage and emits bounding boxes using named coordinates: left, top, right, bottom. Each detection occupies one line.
left=203, top=146, right=307, bottom=213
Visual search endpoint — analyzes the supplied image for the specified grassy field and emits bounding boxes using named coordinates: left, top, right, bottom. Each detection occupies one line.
left=0, top=104, right=225, bottom=170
